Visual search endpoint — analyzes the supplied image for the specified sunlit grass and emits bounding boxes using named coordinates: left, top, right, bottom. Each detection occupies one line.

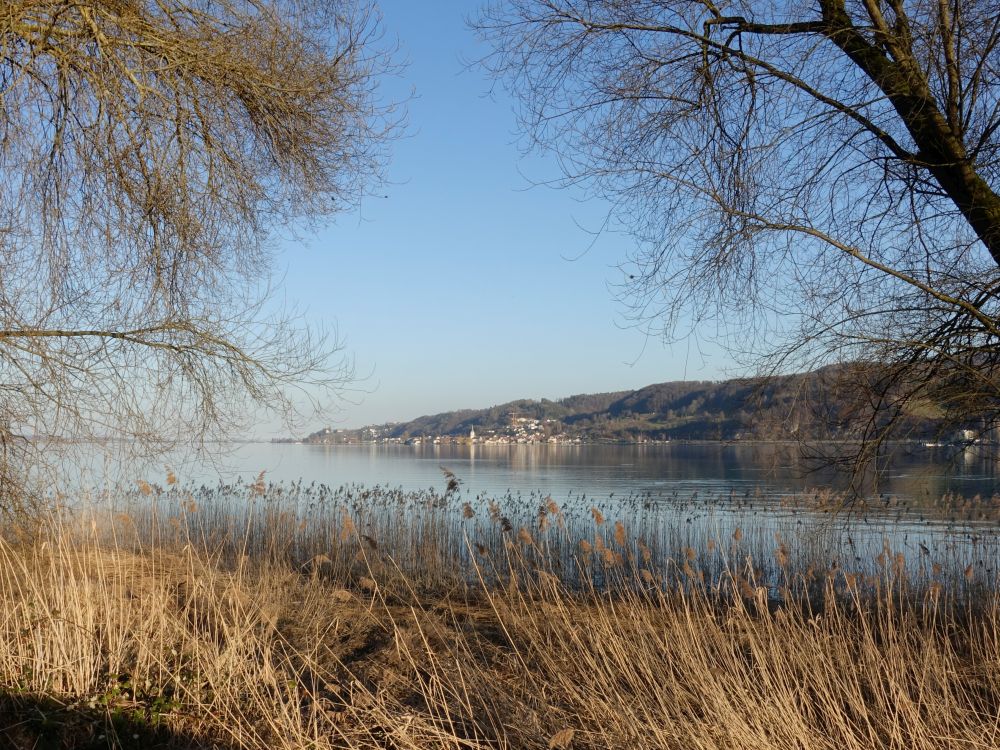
left=1, top=480, right=999, bottom=748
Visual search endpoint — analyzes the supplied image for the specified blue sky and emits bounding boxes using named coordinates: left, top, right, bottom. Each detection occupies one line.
left=275, top=0, right=727, bottom=431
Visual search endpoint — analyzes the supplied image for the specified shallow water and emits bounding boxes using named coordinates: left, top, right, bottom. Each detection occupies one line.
left=56, top=440, right=1000, bottom=555
left=102, top=476, right=1000, bottom=595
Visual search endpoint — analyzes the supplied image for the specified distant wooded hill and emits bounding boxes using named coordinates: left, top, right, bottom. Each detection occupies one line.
left=293, top=368, right=949, bottom=444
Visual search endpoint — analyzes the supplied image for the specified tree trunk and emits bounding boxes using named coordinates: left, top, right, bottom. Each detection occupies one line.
left=820, top=0, right=1000, bottom=267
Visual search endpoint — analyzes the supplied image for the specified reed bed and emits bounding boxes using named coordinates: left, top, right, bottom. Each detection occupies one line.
left=92, top=477, right=1000, bottom=595
left=1, top=479, right=999, bottom=748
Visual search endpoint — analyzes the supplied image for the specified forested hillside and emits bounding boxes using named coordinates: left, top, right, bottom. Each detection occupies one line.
left=299, top=368, right=950, bottom=444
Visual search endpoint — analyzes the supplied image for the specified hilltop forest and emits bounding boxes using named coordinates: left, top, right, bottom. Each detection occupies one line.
left=299, top=368, right=953, bottom=444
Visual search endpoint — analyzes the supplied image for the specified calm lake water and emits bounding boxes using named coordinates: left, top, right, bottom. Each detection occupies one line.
left=98, top=441, right=1000, bottom=502
left=62, top=441, right=1000, bottom=583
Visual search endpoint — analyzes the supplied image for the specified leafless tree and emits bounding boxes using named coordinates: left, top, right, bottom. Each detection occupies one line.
left=479, top=0, right=1000, bottom=480
left=0, top=0, right=395, bottom=511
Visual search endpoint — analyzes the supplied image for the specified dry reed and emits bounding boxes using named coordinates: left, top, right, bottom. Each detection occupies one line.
left=1, top=482, right=999, bottom=749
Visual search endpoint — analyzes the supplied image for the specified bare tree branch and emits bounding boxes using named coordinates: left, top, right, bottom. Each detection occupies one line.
left=0, top=0, right=397, bottom=509
left=478, top=0, right=1000, bottom=483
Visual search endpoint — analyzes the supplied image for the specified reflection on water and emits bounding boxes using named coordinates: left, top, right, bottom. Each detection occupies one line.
left=107, top=441, right=1000, bottom=503
left=105, top=476, right=1000, bottom=594
left=59, top=441, right=1000, bottom=591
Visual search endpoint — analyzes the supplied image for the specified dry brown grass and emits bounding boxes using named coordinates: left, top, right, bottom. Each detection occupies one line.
left=1, top=493, right=999, bottom=749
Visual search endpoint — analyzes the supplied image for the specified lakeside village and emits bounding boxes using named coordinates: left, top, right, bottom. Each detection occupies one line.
left=275, top=420, right=996, bottom=449
left=273, top=376, right=1000, bottom=448
left=276, top=416, right=669, bottom=447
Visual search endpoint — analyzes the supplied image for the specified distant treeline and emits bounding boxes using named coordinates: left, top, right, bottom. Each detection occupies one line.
left=299, top=367, right=952, bottom=444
